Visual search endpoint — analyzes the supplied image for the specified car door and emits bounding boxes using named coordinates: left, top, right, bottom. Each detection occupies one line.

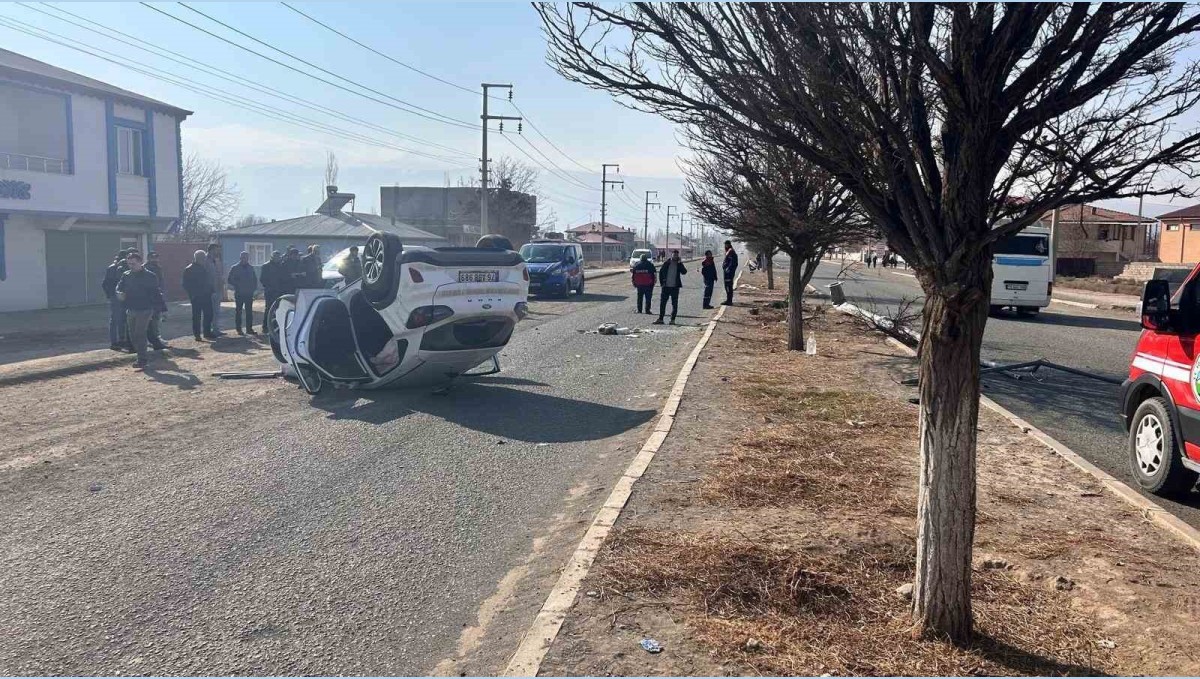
left=289, top=288, right=371, bottom=383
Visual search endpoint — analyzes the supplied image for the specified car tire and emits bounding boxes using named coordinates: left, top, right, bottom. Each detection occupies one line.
left=267, top=294, right=295, bottom=365
left=1129, top=397, right=1199, bottom=497
left=362, top=231, right=403, bottom=309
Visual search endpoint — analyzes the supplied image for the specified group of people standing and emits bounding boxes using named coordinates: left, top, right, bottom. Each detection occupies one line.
left=864, top=251, right=900, bottom=268
left=631, top=240, right=739, bottom=324
left=103, top=242, right=362, bottom=370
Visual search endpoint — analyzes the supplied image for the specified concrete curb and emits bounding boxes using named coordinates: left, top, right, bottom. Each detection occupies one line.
left=502, top=269, right=742, bottom=677
left=1051, top=298, right=1100, bottom=310
left=866, top=319, right=1200, bottom=555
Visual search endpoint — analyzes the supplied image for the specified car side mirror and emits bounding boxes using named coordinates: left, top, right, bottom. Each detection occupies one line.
left=1141, top=279, right=1172, bottom=331
left=566, top=257, right=576, bottom=264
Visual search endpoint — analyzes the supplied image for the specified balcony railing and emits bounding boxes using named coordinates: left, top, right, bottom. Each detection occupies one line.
left=1, top=151, right=70, bottom=174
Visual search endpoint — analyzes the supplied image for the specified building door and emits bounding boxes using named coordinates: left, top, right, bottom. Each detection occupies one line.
left=45, top=231, right=137, bottom=307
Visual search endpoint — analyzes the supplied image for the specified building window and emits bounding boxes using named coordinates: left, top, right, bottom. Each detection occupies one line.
left=1167, top=224, right=1181, bottom=231
left=1097, top=226, right=1109, bottom=240
left=1190, top=224, right=1200, bottom=231
left=246, top=242, right=272, bottom=266
left=0, top=82, right=70, bottom=174
left=120, top=237, right=139, bottom=253
left=117, top=127, right=145, bottom=176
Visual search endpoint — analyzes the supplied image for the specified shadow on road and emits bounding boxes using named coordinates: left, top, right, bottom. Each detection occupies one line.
left=1002, top=311, right=1141, bottom=332
left=143, top=359, right=202, bottom=390
left=982, top=371, right=1121, bottom=436
left=574, top=292, right=628, bottom=303
left=310, top=382, right=656, bottom=442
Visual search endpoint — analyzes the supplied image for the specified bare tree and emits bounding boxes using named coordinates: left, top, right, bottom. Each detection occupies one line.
left=178, top=153, right=240, bottom=239
left=684, top=117, right=869, bottom=350
left=234, top=214, right=270, bottom=230
left=324, top=150, right=339, bottom=188
left=459, top=157, right=541, bottom=246
left=538, top=2, right=1200, bottom=642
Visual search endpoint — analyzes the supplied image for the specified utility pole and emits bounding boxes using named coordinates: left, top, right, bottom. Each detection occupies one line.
left=643, top=190, right=659, bottom=252
left=666, top=206, right=678, bottom=255
left=681, top=215, right=692, bottom=257
left=600, top=163, right=623, bottom=265
left=480, top=83, right=521, bottom=235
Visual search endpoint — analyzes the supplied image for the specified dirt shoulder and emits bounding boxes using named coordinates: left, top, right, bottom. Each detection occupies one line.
left=538, top=270, right=1200, bottom=676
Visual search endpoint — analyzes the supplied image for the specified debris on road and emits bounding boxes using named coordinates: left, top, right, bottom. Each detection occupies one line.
left=639, top=638, right=663, bottom=654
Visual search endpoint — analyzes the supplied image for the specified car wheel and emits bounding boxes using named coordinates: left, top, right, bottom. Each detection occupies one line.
left=362, top=231, right=404, bottom=309
left=267, top=294, right=295, bottom=364
left=1129, top=397, right=1198, bottom=497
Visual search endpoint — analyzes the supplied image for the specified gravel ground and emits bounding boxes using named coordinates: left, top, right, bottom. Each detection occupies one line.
left=809, top=259, right=1200, bottom=529
left=0, top=271, right=721, bottom=675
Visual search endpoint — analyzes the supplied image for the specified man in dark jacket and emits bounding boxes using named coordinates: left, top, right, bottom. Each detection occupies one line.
left=144, top=251, right=168, bottom=348
left=259, top=250, right=285, bottom=334
left=206, top=243, right=225, bottom=335
left=338, top=245, right=363, bottom=283
left=701, top=250, right=718, bottom=309
left=654, top=250, right=687, bottom=325
left=282, top=247, right=304, bottom=294
left=227, top=251, right=259, bottom=336
left=116, top=252, right=166, bottom=368
left=183, top=249, right=216, bottom=340
left=103, top=250, right=130, bottom=351
left=722, top=240, right=739, bottom=306
left=301, top=244, right=323, bottom=288
left=630, top=253, right=657, bottom=314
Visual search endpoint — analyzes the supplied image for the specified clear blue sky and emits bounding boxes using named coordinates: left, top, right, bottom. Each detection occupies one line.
left=0, top=1, right=690, bottom=235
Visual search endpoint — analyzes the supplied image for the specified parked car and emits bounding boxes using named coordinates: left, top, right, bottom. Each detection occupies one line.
left=268, top=231, right=530, bottom=393
left=1120, top=269, right=1200, bottom=496
left=628, top=248, right=654, bottom=270
left=518, top=240, right=585, bottom=297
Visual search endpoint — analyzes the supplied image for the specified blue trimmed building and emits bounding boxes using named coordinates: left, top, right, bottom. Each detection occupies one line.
left=0, top=48, right=190, bottom=311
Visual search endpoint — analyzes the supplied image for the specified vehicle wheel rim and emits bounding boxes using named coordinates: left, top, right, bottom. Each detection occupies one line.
left=1134, top=413, right=1164, bottom=476
left=364, top=237, right=385, bottom=285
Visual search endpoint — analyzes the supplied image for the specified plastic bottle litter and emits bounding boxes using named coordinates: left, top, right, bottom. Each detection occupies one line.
left=806, top=336, right=817, bottom=355
left=615, top=327, right=631, bottom=335
left=639, top=638, right=663, bottom=654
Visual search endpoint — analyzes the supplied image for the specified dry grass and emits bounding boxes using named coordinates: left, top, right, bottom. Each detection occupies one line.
left=595, top=527, right=1113, bottom=676
left=1055, top=276, right=1143, bottom=297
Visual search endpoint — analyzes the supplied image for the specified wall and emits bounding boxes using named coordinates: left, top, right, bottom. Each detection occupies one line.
left=153, top=112, right=181, bottom=219
left=1155, top=223, right=1200, bottom=264
left=115, top=175, right=150, bottom=215
left=0, top=215, right=48, bottom=311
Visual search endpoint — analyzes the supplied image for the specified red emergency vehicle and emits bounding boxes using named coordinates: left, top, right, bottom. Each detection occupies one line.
left=1121, top=272, right=1200, bottom=496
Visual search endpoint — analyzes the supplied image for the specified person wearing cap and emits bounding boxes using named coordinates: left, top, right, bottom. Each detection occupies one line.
left=227, top=251, right=259, bottom=336
left=116, top=252, right=166, bottom=369
left=338, top=245, right=364, bottom=283
left=102, top=249, right=131, bottom=351
left=301, top=244, right=323, bottom=288
left=259, top=250, right=286, bottom=334
left=144, top=251, right=169, bottom=348
left=183, top=250, right=216, bottom=340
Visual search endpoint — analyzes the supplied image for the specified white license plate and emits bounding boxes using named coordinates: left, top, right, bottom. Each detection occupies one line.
left=459, top=270, right=499, bottom=283
left=1004, top=282, right=1027, bottom=291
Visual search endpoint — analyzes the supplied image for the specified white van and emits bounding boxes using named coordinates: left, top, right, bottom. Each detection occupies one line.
left=990, top=225, right=1051, bottom=317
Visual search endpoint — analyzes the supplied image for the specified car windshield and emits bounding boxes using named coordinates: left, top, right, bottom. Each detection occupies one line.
left=631, top=249, right=651, bottom=259
left=520, top=244, right=567, bottom=263
left=996, top=234, right=1049, bottom=257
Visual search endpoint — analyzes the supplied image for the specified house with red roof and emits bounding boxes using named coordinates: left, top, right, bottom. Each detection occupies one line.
left=1043, top=203, right=1157, bottom=277
left=1154, top=203, right=1200, bottom=264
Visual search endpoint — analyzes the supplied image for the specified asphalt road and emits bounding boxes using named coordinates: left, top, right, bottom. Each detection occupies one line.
left=811, top=259, right=1200, bottom=528
left=0, top=268, right=717, bottom=675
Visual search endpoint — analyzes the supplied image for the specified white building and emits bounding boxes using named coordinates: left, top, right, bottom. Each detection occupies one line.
left=0, top=48, right=190, bottom=311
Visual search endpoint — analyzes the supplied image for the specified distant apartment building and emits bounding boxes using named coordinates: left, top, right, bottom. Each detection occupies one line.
left=0, top=48, right=189, bottom=311
left=379, top=185, right=536, bottom=248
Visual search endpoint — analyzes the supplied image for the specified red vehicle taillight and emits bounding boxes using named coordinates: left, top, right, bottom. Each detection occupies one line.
left=406, top=305, right=454, bottom=329
left=409, top=267, right=424, bottom=283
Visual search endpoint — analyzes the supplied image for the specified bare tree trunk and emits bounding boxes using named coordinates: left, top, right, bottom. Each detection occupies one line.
left=911, top=251, right=991, bottom=644
left=765, top=249, right=775, bottom=290
left=787, top=251, right=805, bottom=351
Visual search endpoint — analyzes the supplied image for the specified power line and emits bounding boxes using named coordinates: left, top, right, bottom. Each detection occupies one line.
left=0, top=15, right=466, bottom=164
left=176, top=1, right=475, bottom=129
left=139, top=2, right=476, bottom=131
left=23, top=2, right=474, bottom=159
left=510, top=133, right=599, bottom=192
left=509, top=100, right=596, bottom=174
left=279, top=2, right=478, bottom=97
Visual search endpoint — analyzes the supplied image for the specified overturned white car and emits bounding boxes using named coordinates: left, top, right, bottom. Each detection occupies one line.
left=267, top=232, right=529, bottom=393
